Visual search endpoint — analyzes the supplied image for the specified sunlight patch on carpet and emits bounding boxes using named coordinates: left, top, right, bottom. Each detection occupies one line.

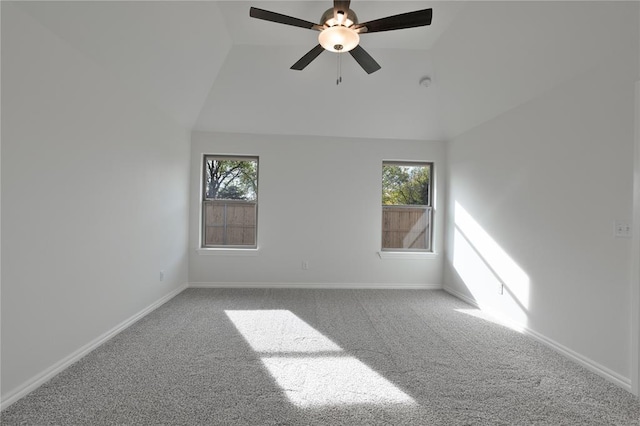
left=225, top=309, right=415, bottom=407
left=261, top=357, right=415, bottom=407
left=224, top=310, right=341, bottom=353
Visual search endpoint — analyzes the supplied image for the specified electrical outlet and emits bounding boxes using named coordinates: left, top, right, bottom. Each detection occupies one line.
left=302, top=261, right=309, bottom=270
left=614, top=221, right=632, bottom=238
left=159, top=270, right=165, bottom=281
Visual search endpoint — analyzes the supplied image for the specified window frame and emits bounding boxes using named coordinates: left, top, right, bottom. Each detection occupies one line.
left=381, top=161, right=433, bottom=253
left=201, top=154, right=259, bottom=249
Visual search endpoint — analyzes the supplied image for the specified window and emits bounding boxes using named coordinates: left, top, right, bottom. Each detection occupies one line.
left=381, top=162, right=432, bottom=251
left=202, top=155, right=258, bottom=248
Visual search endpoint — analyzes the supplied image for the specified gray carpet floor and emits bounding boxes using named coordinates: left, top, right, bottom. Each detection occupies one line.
left=2, top=288, right=639, bottom=425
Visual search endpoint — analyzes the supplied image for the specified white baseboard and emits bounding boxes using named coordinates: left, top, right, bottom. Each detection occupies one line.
left=443, top=285, right=632, bottom=392
left=7, top=281, right=628, bottom=410
left=0, top=283, right=188, bottom=410
left=188, top=282, right=443, bottom=290
left=443, top=286, right=479, bottom=307
left=523, top=321, right=631, bottom=391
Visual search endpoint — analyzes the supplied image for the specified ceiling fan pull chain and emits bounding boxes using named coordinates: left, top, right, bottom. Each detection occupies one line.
left=336, top=53, right=343, bottom=85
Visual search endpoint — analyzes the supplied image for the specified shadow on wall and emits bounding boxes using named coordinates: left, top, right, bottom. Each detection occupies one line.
left=451, top=201, right=530, bottom=331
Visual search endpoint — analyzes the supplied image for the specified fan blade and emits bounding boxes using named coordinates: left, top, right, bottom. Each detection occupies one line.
left=333, top=0, right=351, bottom=20
left=354, top=9, right=432, bottom=33
left=250, top=7, right=321, bottom=30
left=291, top=44, right=325, bottom=70
left=349, top=45, right=381, bottom=74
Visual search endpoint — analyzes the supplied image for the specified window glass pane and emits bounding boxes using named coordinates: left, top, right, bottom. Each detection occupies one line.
left=382, top=164, right=430, bottom=206
left=204, top=158, right=257, bottom=201
left=382, top=206, right=429, bottom=250
left=203, top=201, right=256, bottom=246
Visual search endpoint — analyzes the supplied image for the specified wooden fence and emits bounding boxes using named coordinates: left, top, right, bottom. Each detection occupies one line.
left=203, top=200, right=256, bottom=246
left=382, top=206, right=431, bottom=250
left=203, top=201, right=430, bottom=250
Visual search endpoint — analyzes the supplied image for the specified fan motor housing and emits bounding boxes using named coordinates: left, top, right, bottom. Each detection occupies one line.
left=319, top=8, right=358, bottom=26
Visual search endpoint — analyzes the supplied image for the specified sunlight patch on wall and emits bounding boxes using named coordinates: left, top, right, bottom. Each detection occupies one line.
left=452, top=201, right=530, bottom=330
left=225, top=310, right=415, bottom=407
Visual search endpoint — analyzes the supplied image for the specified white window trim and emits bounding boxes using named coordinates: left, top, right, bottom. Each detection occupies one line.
left=201, top=155, right=258, bottom=249
left=381, top=161, right=434, bottom=253
left=377, top=251, right=438, bottom=260
left=197, top=248, right=259, bottom=256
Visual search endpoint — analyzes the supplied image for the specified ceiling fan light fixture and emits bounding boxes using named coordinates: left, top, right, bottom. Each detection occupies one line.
left=249, top=3, right=433, bottom=74
left=318, top=26, right=360, bottom=52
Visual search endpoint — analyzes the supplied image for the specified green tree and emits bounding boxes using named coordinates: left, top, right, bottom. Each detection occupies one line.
left=206, top=159, right=257, bottom=200
left=382, top=164, right=430, bottom=205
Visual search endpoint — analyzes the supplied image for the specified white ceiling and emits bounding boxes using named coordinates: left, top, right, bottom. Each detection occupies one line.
left=13, top=1, right=465, bottom=140
left=14, top=1, right=233, bottom=129
left=11, top=1, right=639, bottom=141
left=196, top=1, right=466, bottom=140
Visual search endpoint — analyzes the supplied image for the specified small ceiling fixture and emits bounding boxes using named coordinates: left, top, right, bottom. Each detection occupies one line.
left=419, top=76, right=432, bottom=88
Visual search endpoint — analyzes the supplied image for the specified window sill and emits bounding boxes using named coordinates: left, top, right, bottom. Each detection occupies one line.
left=197, top=248, right=259, bottom=256
left=377, top=251, right=438, bottom=260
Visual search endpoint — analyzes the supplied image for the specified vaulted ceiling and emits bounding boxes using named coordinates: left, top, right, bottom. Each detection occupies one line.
left=13, top=1, right=639, bottom=141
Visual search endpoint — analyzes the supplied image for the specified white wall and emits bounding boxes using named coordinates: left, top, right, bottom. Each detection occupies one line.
left=442, top=4, right=639, bottom=389
left=433, top=1, right=638, bottom=139
left=189, top=132, right=445, bottom=287
left=633, top=3, right=640, bottom=397
left=1, top=3, right=190, bottom=402
left=633, top=81, right=640, bottom=396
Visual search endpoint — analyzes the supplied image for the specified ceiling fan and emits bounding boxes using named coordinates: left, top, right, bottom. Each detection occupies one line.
left=249, top=1, right=432, bottom=75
